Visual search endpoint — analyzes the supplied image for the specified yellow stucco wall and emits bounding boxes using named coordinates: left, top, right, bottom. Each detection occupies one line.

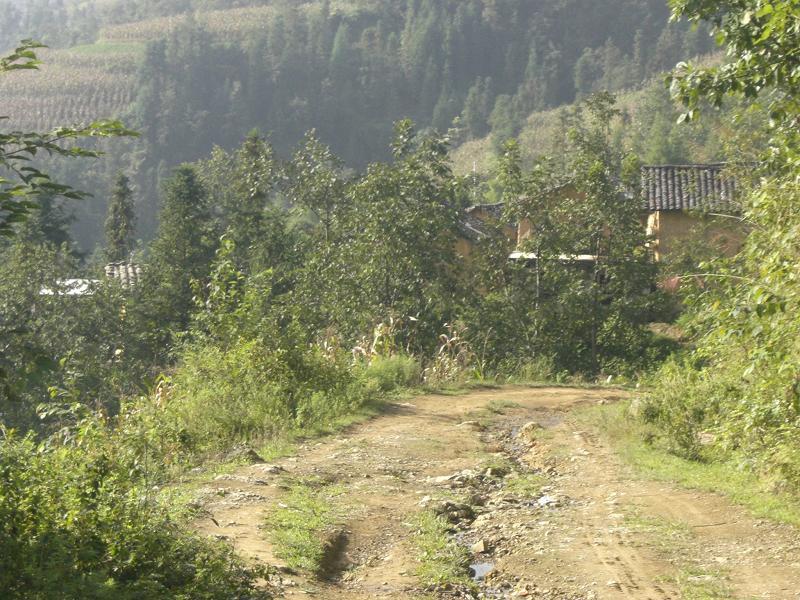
left=456, top=206, right=517, bottom=259
left=517, top=218, right=532, bottom=246
left=647, top=211, right=745, bottom=262
left=458, top=202, right=746, bottom=264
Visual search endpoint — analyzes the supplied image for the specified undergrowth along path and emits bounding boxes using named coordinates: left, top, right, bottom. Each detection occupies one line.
left=191, top=387, right=800, bottom=599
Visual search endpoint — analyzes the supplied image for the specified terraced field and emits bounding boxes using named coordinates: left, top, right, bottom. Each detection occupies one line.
left=0, top=45, right=141, bottom=130
left=0, top=1, right=376, bottom=131
left=97, top=1, right=370, bottom=44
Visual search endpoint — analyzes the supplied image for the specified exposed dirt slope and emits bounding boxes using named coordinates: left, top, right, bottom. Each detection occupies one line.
left=192, top=387, right=800, bottom=599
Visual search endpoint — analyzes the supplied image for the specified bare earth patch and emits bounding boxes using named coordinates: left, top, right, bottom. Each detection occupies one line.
left=191, top=387, right=800, bottom=599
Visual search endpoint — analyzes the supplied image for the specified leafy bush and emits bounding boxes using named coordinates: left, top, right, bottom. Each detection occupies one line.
left=501, top=355, right=558, bottom=383
left=0, top=426, right=267, bottom=599
left=361, top=354, right=421, bottom=392
left=166, top=340, right=369, bottom=452
left=597, top=314, right=681, bottom=378
left=639, top=356, right=721, bottom=459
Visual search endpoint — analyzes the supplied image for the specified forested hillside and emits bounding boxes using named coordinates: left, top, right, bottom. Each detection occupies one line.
left=0, top=0, right=716, bottom=247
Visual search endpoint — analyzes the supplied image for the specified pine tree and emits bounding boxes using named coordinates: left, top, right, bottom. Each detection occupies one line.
left=104, top=172, right=136, bottom=263
left=329, top=22, right=355, bottom=81
left=516, top=44, right=543, bottom=115
left=599, top=39, right=624, bottom=91
left=462, top=77, right=493, bottom=139
left=489, top=94, right=518, bottom=151
left=630, top=29, right=645, bottom=86
left=138, top=165, right=216, bottom=348
left=574, top=47, right=600, bottom=99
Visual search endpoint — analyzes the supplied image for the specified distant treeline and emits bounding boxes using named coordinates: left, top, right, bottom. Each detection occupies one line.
left=2, top=0, right=715, bottom=245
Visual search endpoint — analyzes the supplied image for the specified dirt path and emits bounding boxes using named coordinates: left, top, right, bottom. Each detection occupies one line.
left=191, top=387, right=800, bottom=599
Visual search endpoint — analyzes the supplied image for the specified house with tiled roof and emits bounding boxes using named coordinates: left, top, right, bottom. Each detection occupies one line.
left=39, top=263, right=142, bottom=297
left=457, top=202, right=516, bottom=258
left=642, top=164, right=744, bottom=261
left=104, top=262, right=142, bottom=289
left=458, top=164, right=745, bottom=263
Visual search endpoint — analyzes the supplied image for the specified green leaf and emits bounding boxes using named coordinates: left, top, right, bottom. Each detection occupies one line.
left=756, top=3, right=774, bottom=18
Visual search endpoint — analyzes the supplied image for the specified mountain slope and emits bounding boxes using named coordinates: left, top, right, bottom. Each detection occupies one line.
left=0, top=0, right=719, bottom=248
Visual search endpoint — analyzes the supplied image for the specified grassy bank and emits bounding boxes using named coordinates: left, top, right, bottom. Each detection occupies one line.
left=579, top=401, right=800, bottom=526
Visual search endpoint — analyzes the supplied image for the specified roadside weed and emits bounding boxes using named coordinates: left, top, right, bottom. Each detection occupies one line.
left=408, top=511, right=473, bottom=588
left=264, top=479, right=346, bottom=574
left=505, top=473, right=548, bottom=497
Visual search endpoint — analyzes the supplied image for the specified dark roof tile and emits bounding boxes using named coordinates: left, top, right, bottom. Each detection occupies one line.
left=104, top=262, right=142, bottom=288
left=642, top=164, right=738, bottom=212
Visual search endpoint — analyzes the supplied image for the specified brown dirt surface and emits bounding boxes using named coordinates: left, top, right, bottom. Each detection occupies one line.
left=190, top=386, right=800, bottom=599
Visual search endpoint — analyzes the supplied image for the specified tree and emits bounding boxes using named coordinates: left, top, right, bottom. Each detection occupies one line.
left=0, top=41, right=134, bottom=237
left=489, top=94, right=519, bottom=151
left=287, top=130, right=347, bottom=245
left=574, top=47, right=601, bottom=99
left=498, top=94, right=662, bottom=374
left=515, top=44, right=545, bottom=115
left=199, top=132, right=280, bottom=271
left=669, top=0, right=800, bottom=157
left=331, top=120, right=466, bottom=351
left=104, top=172, right=136, bottom=262
left=462, top=77, right=494, bottom=139
left=18, top=193, right=74, bottom=249
left=136, top=165, right=216, bottom=354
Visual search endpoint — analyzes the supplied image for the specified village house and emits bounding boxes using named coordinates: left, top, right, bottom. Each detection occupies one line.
left=641, top=163, right=743, bottom=262
left=459, top=163, right=745, bottom=263
left=40, top=262, right=142, bottom=296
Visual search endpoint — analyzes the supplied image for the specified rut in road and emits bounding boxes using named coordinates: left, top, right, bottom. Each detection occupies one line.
left=192, top=386, right=800, bottom=599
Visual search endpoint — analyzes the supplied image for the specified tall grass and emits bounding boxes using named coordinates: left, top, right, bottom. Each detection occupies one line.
left=165, top=340, right=375, bottom=453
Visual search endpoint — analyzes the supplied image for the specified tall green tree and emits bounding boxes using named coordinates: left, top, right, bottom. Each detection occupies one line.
left=330, top=121, right=466, bottom=351
left=199, top=132, right=280, bottom=271
left=489, top=94, right=519, bottom=150
left=104, top=172, right=136, bottom=262
left=498, top=94, right=662, bottom=374
left=669, top=0, right=800, bottom=164
left=574, top=47, right=601, bottom=99
left=462, top=77, right=494, bottom=139
left=136, top=165, right=216, bottom=355
left=18, top=193, right=74, bottom=249
left=288, top=131, right=347, bottom=245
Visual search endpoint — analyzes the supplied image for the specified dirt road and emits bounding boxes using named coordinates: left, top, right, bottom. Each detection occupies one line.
left=192, top=386, right=800, bottom=599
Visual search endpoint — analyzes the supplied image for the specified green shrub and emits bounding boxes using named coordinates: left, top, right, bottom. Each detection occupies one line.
left=500, top=355, right=557, bottom=383
left=166, top=339, right=371, bottom=452
left=640, top=356, right=721, bottom=459
left=643, top=177, right=800, bottom=491
left=361, top=354, right=421, bottom=392
left=0, top=429, right=266, bottom=599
